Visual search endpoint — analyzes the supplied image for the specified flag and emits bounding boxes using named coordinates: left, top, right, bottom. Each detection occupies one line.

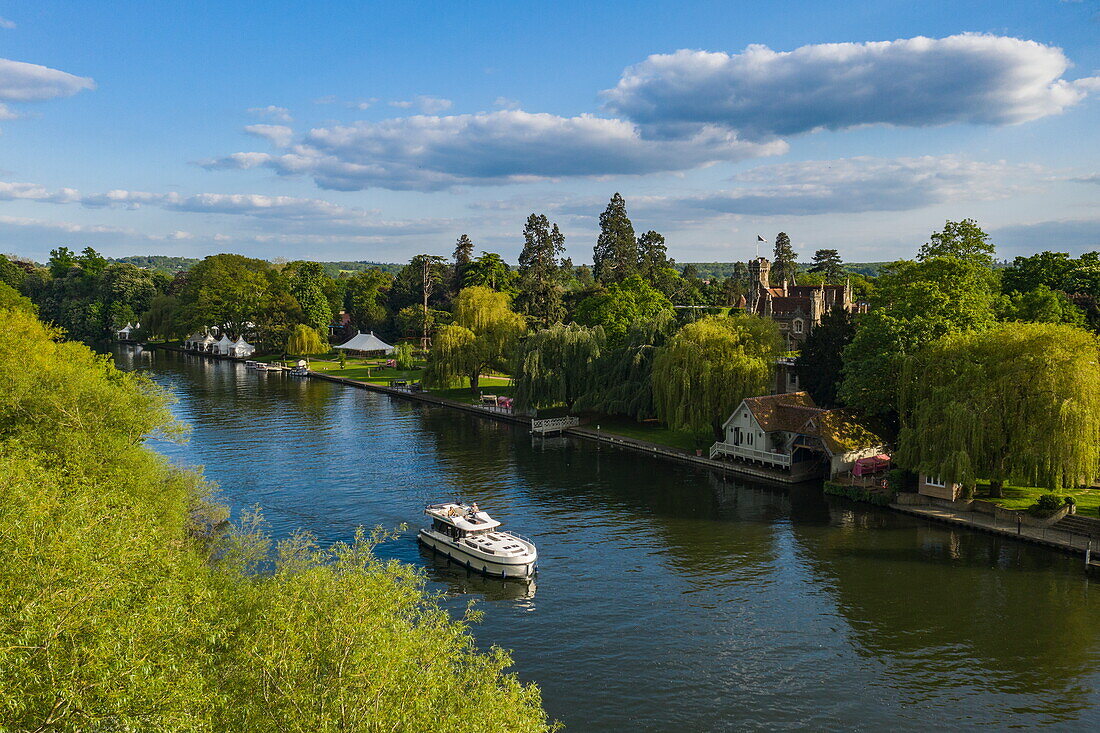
left=757, top=235, right=765, bottom=242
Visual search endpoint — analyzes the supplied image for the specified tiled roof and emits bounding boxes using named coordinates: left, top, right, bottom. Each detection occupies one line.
left=770, top=297, right=812, bottom=315
left=797, top=409, right=884, bottom=454
left=741, top=392, right=821, bottom=431
left=738, top=392, right=884, bottom=455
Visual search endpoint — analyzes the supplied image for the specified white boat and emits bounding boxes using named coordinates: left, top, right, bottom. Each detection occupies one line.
left=253, top=362, right=269, bottom=372
left=289, top=365, right=309, bottom=377
left=417, top=502, right=537, bottom=579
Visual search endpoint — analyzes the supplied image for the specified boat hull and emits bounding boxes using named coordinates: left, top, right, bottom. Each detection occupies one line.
left=417, top=530, right=537, bottom=579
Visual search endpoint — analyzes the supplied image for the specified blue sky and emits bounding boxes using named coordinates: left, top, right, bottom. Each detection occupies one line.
left=1, top=0, right=1099, bottom=264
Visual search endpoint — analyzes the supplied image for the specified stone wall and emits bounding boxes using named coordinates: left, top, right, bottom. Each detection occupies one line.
left=893, top=492, right=1071, bottom=528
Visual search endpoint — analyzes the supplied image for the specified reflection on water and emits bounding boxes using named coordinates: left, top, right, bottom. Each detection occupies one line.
left=418, top=544, right=538, bottom=604
left=115, top=346, right=1100, bottom=731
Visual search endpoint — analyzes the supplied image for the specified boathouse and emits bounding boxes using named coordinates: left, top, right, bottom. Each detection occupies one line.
left=709, top=392, right=885, bottom=480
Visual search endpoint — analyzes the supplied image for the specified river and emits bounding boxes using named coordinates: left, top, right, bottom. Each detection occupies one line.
left=115, top=346, right=1100, bottom=731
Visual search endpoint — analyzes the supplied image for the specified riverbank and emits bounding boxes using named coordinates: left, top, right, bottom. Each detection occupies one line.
left=146, top=342, right=1100, bottom=571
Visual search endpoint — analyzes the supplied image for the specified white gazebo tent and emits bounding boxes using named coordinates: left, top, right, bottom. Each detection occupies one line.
left=200, top=333, right=217, bottom=353
left=231, top=336, right=255, bottom=358
left=334, top=331, right=395, bottom=355
left=215, top=334, right=235, bottom=355
left=117, top=322, right=134, bottom=340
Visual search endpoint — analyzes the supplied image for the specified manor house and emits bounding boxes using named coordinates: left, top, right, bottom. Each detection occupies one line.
left=739, top=257, right=864, bottom=349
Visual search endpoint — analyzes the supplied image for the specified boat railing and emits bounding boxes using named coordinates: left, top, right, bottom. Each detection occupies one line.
left=502, top=530, right=536, bottom=547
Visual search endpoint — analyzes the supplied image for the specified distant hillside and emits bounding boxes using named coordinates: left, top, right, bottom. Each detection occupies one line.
left=112, top=255, right=200, bottom=273
left=318, top=261, right=404, bottom=277
left=110, top=256, right=404, bottom=277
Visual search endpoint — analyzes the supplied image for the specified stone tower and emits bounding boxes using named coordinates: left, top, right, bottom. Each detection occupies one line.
left=747, top=257, right=772, bottom=316
left=748, top=257, right=771, bottom=289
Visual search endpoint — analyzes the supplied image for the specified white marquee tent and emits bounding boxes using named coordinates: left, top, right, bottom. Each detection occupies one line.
left=231, top=337, right=255, bottom=358
left=215, top=334, right=234, bottom=354
left=334, top=331, right=395, bottom=354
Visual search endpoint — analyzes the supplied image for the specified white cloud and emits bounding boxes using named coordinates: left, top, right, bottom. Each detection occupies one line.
left=575, top=156, right=1040, bottom=218
left=0, top=17, right=15, bottom=30
left=247, top=105, right=293, bottom=122
left=602, top=34, right=1100, bottom=140
left=0, top=179, right=452, bottom=237
left=416, top=95, right=452, bottom=113
left=0, top=58, right=94, bottom=102
left=388, top=96, right=454, bottom=113
left=0, top=103, right=19, bottom=120
left=244, top=123, right=294, bottom=148
left=201, top=110, right=786, bottom=191
left=494, top=97, right=521, bottom=110
left=0, top=214, right=140, bottom=237
left=992, top=218, right=1100, bottom=257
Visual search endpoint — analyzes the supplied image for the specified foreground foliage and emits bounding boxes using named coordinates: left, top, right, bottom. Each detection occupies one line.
left=0, top=309, right=553, bottom=731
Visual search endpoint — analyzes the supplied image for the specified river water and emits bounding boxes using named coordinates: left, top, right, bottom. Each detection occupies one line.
left=115, top=347, right=1100, bottom=731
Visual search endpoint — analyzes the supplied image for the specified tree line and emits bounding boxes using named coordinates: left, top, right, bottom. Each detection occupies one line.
left=3, top=201, right=1099, bottom=493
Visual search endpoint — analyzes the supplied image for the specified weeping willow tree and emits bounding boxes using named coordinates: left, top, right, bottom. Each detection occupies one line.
left=423, top=286, right=525, bottom=391
left=652, top=314, right=782, bottom=439
left=897, top=322, right=1100, bottom=495
left=286, top=324, right=326, bottom=358
left=513, top=323, right=605, bottom=411
left=574, top=311, right=677, bottom=421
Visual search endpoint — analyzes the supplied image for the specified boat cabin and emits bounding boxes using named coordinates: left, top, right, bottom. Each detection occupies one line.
left=426, top=502, right=501, bottom=539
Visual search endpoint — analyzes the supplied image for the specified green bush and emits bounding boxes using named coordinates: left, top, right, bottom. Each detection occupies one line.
left=885, top=468, right=909, bottom=492
left=1063, top=495, right=1077, bottom=507
left=1030, top=493, right=1066, bottom=515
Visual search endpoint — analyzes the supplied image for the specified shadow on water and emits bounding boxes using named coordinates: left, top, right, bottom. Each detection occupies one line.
left=116, top=346, right=1100, bottom=732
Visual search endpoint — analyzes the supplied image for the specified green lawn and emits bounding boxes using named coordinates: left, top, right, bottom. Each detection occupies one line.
left=306, top=356, right=426, bottom=384
left=428, top=382, right=514, bottom=404
left=307, top=357, right=514, bottom=402
left=975, top=480, right=1100, bottom=516
left=588, top=415, right=701, bottom=453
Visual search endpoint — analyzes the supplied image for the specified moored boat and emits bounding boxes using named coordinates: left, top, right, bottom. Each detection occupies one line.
left=417, top=502, right=537, bottom=579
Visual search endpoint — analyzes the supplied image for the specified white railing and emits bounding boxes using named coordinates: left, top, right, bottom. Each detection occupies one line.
left=530, top=416, right=580, bottom=434
left=708, top=441, right=792, bottom=467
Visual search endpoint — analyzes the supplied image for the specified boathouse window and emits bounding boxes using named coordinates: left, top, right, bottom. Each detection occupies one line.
left=745, top=433, right=754, bottom=446
left=793, top=320, right=804, bottom=334
left=926, top=475, right=946, bottom=488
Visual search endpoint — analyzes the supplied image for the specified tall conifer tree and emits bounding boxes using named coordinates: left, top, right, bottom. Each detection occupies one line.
left=516, top=214, right=566, bottom=327
left=809, top=249, right=844, bottom=282
left=593, top=193, right=638, bottom=285
left=637, top=230, right=669, bottom=281
left=452, top=234, right=474, bottom=293
left=773, top=232, right=797, bottom=286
